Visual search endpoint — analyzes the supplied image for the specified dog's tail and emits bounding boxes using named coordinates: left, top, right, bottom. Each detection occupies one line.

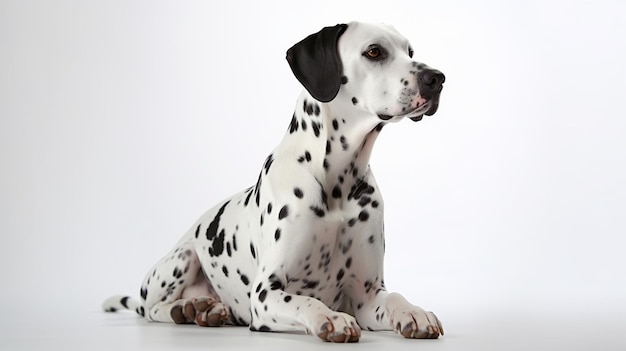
left=102, top=295, right=145, bottom=317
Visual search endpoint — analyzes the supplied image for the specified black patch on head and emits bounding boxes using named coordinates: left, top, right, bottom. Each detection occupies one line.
left=286, top=24, right=348, bottom=102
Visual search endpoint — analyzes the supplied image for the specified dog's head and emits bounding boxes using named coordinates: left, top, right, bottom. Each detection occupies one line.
left=286, top=21, right=445, bottom=122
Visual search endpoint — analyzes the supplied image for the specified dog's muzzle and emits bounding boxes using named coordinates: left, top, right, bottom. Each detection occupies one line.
left=418, top=68, right=445, bottom=116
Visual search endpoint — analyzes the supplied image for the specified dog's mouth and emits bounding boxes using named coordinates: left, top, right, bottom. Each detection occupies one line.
left=377, top=97, right=440, bottom=122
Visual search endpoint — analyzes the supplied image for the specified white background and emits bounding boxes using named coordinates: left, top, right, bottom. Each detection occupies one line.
left=1, top=0, right=625, bottom=350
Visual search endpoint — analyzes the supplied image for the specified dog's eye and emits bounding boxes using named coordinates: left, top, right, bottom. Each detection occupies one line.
left=366, top=48, right=381, bottom=58
left=363, top=45, right=386, bottom=61
left=408, top=47, right=414, bottom=58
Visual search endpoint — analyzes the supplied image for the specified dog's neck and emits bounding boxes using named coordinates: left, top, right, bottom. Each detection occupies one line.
left=279, top=91, right=386, bottom=208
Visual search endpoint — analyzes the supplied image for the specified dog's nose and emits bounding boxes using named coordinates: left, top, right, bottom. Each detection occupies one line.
left=418, top=69, right=445, bottom=99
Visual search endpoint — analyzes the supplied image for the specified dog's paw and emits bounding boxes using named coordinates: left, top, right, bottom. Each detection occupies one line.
left=312, top=312, right=361, bottom=343
left=170, top=297, right=229, bottom=327
left=390, top=308, right=443, bottom=339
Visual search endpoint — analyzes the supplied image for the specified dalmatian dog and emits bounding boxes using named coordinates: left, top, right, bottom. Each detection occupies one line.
left=103, top=21, right=445, bottom=342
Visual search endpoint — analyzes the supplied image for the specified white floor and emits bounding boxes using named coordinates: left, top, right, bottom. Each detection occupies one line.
left=2, top=299, right=624, bottom=351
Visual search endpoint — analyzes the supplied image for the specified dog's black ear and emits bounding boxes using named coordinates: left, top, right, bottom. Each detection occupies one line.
left=286, top=24, right=348, bottom=103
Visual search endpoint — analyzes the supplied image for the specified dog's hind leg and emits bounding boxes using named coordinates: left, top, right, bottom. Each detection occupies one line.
left=140, top=242, right=229, bottom=326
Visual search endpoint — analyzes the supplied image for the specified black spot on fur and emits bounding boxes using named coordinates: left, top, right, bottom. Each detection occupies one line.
left=332, top=185, right=342, bottom=198
left=259, top=289, right=268, bottom=303
left=263, top=154, right=274, bottom=175
left=258, top=325, right=272, bottom=332
left=312, top=122, right=320, bottom=137
left=294, top=187, right=304, bottom=199
left=303, top=280, right=319, bottom=289
left=244, top=189, right=253, bottom=206
left=222, top=266, right=229, bottom=277
left=368, top=235, right=375, bottom=244
left=269, top=274, right=284, bottom=290
left=346, top=257, right=352, bottom=269
left=332, top=119, right=339, bottom=131
left=352, top=97, right=358, bottom=105
left=358, top=196, right=371, bottom=207
left=284, top=295, right=292, bottom=303
left=240, top=274, right=250, bottom=286
left=289, top=114, right=299, bottom=133
left=120, top=296, right=129, bottom=309
left=279, top=205, right=289, bottom=220
left=359, top=210, right=369, bottom=222
left=310, top=206, right=325, bottom=217
left=348, top=181, right=375, bottom=200
left=336, top=269, right=345, bottom=281
left=250, top=243, right=257, bottom=259
left=274, top=228, right=281, bottom=241
left=206, top=201, right=230, bottom=240
left=340, top=135, right=348, bottom=150
left=194, top=224, right=201, bottom=238
left=209, top=229, right=226, bottom=257
left=341, top=76, right=348, bottom=84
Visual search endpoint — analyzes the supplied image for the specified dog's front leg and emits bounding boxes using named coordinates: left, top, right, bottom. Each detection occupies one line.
left=353, top=287, right=443, bottom=338
left=249, top=264, right=361, bottom=342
